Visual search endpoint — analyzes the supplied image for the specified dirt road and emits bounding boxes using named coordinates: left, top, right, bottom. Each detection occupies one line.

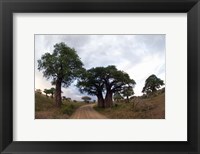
left=70, top=104, right=107, bottom=119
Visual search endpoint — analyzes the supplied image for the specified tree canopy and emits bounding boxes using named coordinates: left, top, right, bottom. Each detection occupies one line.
left=121, top=86, right=134, bottom=102
left=100, top=65, right=136, bottom=107
left=77, top=65, right=136, bottom=108
left=43, top=89, right=49, bottom=96
left=48, top=87, right=55, bottom=98
left=77, top=67, right=105, bottom=107
left=142, top=74, right=164, bottom=94
left=114, top=92, right=123, bottom=102
left=38, top=42, right=83, bottom=107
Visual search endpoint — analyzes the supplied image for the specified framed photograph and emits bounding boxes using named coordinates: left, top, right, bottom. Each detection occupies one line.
left=0, top=0, right=199, bottom=153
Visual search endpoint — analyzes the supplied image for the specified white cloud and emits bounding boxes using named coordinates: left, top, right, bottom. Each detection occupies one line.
left=35, top=35, right=165, bottom=100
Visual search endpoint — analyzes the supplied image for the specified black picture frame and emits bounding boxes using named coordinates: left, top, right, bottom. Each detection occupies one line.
left=0, top=0, right=200, bottom=153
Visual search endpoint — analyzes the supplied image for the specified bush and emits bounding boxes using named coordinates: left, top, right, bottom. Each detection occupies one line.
left=62, top=104, right=76, bottom=115
left=114, top=104, right=118, bottom=107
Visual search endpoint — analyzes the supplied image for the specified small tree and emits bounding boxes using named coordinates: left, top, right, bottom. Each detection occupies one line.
left=43, top=89, right=49, bottom=97
left=121, top=86, right=134, bottom=103
left=62, top=96, right=66, bottom=100
left=66, top=97, right=72, bottom=102
left=113, top=92, right=123, bottom=102
left=81, top=96, right=92, bottom=103
left=49, top=87, right=55, bottom=98
left=142, top=74, right=164, bottom=95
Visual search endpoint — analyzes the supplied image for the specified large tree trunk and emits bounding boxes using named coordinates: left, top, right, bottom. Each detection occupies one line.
left=105, top=91, right=113, bottom=108
left=55, top=79, right=62, bottom=107
left=97, top=94, right=104, bottom=108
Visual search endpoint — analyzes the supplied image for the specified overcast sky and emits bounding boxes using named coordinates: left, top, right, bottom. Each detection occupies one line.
left=35, top=35, right=165, bottom=101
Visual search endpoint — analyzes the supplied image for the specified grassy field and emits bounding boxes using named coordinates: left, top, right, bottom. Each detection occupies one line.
left=35, top=91, right=165, bottom=119
left=94, top=92, right=165, bottom=119
left=35, top=93, right=85, bottom=119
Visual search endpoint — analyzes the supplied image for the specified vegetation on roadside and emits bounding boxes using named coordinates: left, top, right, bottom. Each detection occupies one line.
left=94, top=89, right=165, bottom=119
left=35, top=92, right=84, bottom=119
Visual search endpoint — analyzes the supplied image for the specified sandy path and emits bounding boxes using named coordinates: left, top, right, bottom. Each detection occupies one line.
left=70, top=104, right=107, bottom=119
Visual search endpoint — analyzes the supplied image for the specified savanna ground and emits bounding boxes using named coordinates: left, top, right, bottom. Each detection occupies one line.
left=35, top=93, right=86, bottom=119
left=35, top=89, right=165, bottom=119
left=94, top=92, right=165, bottom=119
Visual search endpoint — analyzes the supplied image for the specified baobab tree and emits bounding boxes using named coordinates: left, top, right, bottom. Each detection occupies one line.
left=102, top=65, right=136, bottom=107
left=142, top=74, right=164, bottom=95
left=38, top=42, right=83, bottom=107
left=77, top=65, right=136, bottom=108
left=77, top=67, right=105, bottom=107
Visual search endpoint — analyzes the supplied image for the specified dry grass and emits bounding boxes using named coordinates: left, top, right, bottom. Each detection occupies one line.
left=35, top=91, right=165, bottom=119
left=35, top=93, right=85, bottom=119
left=35, top=108, right=70, bottom=119
left=94, top=93, right=165, bottom=119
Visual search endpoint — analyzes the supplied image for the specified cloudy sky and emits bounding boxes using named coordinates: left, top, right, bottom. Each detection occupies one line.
left=35, top=35, right=165, bottom=101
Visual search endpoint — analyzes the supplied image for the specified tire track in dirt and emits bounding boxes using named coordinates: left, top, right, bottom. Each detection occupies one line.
left=70, top=104, right=107, bottom=119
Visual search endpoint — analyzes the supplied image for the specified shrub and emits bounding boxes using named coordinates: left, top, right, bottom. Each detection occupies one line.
left=62, top=104, right=76, bottom=115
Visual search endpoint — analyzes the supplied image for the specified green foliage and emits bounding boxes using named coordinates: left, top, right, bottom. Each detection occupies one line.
left=49, top=87, right=55, bottom=94
left=121, top=86, right=134, bottom=99
left=43, top=89, right=49, bottom=96
left=142, top=74, right=164, bottom=94
left=38, top=42, right=83, bottom=87
left=77, top=67, right=105, bottom=96
left=38, top=42, right=84, bottom=107
left=43, top=87, right=55, bottom=97
left=35, top=92, right=83, bottom=118
left=114, top=92, right=123, bottom=102
left=77, top=65, right=136, bottom=107
left=101, top=65, right=136, bottom=93
left=61, top=104, right=76, bottom=115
